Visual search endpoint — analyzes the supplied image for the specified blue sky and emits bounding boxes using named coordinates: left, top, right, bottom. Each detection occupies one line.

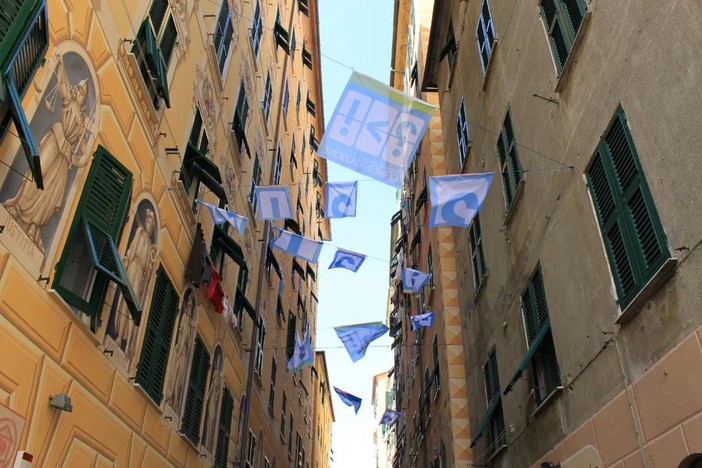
left=316, top=1, right=396, bottom=467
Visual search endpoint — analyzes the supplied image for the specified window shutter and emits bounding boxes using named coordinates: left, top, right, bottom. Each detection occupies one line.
left=149, top=0, right=169, bottom=34
left=540, top=0, right=568, bottom=69
left=181, top=336, right=211, bottom=445
left=136, top=267, right=179, bottom=404
left=214, top=0, right=229, bottom=51
left=214, top=387, right=234, bottom=468
left=562, top=0, right=584, bottom=36
left=484, top=352, right=500, bottom=402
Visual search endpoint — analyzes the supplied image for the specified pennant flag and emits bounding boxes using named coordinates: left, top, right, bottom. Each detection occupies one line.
left=287, top=330, right=314, bottom=372
left=333, top=387, right=362, bottom=414
left=410, top=312, right=436, bottom=330
left=334, top=321, right=389, bottom=363
left=328, top=248, right=366, bottom=272
left=255, top=185, right=294, bottom=220
left=318, top=71, right=436, bottom=187
left=270, top=227, right=324, bottom=264
left=325, top=181, right=358, bottom=218
left=429, top=173, right=494, bottom=228
left=196, top=200, right=248, bottom=234
left=379, top=409, right=401, bottom=426
left=402, top=268, right=432, bottom=294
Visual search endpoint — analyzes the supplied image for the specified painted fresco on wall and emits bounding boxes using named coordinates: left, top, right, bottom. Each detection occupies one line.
left=164, top=287, right=198, bottom=422
left=105, top=198, right=159, bottom=365
left=201, top=344, right=224, bottom=457
left=0, top=49, right=97, bottom=275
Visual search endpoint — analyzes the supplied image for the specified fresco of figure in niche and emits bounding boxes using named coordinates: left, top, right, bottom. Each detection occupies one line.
left=164, top=287, right=197, bottom=421
left=105, top=199, right=159, bottom=363
left=201, top=344, right=224, bottom=456
left=0, top=49, right=97, bottom=271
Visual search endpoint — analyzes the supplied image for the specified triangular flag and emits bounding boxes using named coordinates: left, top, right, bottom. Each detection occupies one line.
left=429, top=173, right=493, bottom=228
left=333, top=387, right=362, bottom=414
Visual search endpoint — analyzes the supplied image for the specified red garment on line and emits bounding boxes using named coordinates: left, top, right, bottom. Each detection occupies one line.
left=206, top=268, right=226, bottom=313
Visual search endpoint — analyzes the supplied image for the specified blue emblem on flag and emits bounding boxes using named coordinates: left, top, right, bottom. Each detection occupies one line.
left=333, top=387, right=363, bottom=414
left=270, top=227, right=324, bottom=264
left=402, top=268, right=432, bottom=294
left=334, top=322, right=389, bottom=362
left=318, top=72, right=435, bottom=187
left=325, top=181, right=358, bottom=218
left=429, top=173, right=493, bottom=228
left=329, top=248, right=366, bottom=272
left=255, top=185, right=294, bottom=220
left=196, top=200, right=249, bottom=234
left=410, top=312, right=435, bottom=330
left=379, top=409, right=401, bottom=426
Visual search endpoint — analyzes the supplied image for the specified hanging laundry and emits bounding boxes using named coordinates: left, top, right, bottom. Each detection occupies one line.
left=206, top=267, right=226, bottom=313
left=185, top=223, right=210, bottom=286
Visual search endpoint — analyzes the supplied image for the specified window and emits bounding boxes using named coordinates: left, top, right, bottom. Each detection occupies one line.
left=233, top=81, right=250, bottom=156
left=280, top=392, right=287, bottom=436
left=0, top=0, right=49, bottom=187
left=273, top=145, right=283, bottom=185
left=263, top=458, right=271, bottom=468
left=132, top=0, right=177, bottom=109
left=439, top=22, right=457, bottom=76
left=251, top=0, right=264, bottom=59
left=268, top=358, right=277, bottom=410
left=262, top=72, right=273, bottom=123
left=290, top=29, right=297, bottom=60
left=302, top=42, right=313, bottom=69
left=53, top=147, right=141, bottom=329
left=180, top=109, right=225, bottom=210
left=540, top=0, right=586, bottom=73
left=181, top=335, right=211, bottom=446
left=306, top=91, right=316, bottom=117
left=135, top=267, right=179, bottom=404
left=496, top=108, right=523, bottom=211
left=432, top=334, right=440, bottom=391
left=586, top=107, right=669, bottom=309
left=309, top=126, right=318, bottom=152
left=298, top=0, right=309, bottom=16
left=315, top=192, right=323, bottom=219
left=295, top=432, right=302, bottom=466
left=470, top=349, right=505, bottom=452
left=246, top=429, right=257, bottom=467
left=427, top=247, right=434, bottom=289
left=286, top=312, right=297, bottom=361
left=255, top=320, right=266, bottom=376
left=274, top=9, right=290, bottom=53
left=249, top=153, right=262, bottom=212
left=214, top=387, right=234, bottom=468
left=469, top=214, right=487, bottom=293
left=456, top=98, right=470, bottom=169
left=214, top=0, right=234, bottom=74
left=476, top=0, right=496, bottom=72
left=232, top=261, right=249, bottom=328
left=283, top=79, right=290, bottom=117
left=296, top=84, right=302, bottom=115
left=288, top=414, right=294, bottom=457
left=504, top=267, right=561, bottom=405
left=290, top=136, right=297, bottom=172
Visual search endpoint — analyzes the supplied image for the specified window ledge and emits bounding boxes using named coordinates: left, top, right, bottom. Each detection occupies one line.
left=615, top=257, right=679, bottom=325
left=529, top=386, right=563, bottom=420
left=486, top=442, right=508, bottom=464
left=481, top=40, right=499, bottom=91
left=205, top=41, right=225, bottom=96
left=133, top=382, right=165, bottom=413
left=503, top=179, right=526, bottom=226
left=554, top=11, right=593, bottom=93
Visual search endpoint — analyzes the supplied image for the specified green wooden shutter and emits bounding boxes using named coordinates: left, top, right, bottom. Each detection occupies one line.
left=136, top=267, right=179, bottom=405
left=214, top=387, right=234, bottom=468
left=521, top=267, right=550, bottom=345
left=484, top=351, right=500, bottom=402
left=181, top=335, right=211, bottom=445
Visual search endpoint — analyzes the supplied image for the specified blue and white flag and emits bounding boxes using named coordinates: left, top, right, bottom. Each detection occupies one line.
left=329, top=248, right=366, bottom=272
left=334, top=322, right=389, bottom=363
left=325, top=181, right=358, bottom=218
left=429, top=173, right=494, bottom=228
left=410, top=312, right=436, bottom=330
left=333, top=387, right=362, bottom=414
left=196, top=200, right=248, bottom=234
left=318, top=71, right=436, bottom=187
left=287, top=330, right=314, bottom=372
left=402, top=268, right=432, bottom=294
left=379, top=409, right=401, bottom=426
left=271, top=227, right=324, bottom=264
left=255, top=185, right=294, bottom=220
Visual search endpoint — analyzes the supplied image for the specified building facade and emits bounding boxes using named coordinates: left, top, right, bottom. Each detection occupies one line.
left=372, top=370, right=394, bottom=468
left=417, top=0, right=702, bottom=467
left=0, top=0, right=331, bottom=466
left=311, top=352, right=334, bottom=468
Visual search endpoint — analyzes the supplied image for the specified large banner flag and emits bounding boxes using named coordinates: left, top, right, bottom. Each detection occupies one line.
left=255, top=185, right=294, bottom=220
left=196, top=200, right=248, bottom=234
left=329, top=248, right=366, bottom=272
left=402, top=267, right=432, bottom=294
left=379, top=409, right=401, bottom=426
left=429, top=173, right=493, bottom=228
left=334, top=321, right=389, bottom=362
left=287, top=331, right=314, bottom=372
left=333, top=387, right=363, bottom=414
left=410, top=312, right=436, bottom=330
left=319, top=71, right=436, bottom=187
left=325, top=181, right=358, bottom=218
left=271, top=227, right=324, bottom=264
